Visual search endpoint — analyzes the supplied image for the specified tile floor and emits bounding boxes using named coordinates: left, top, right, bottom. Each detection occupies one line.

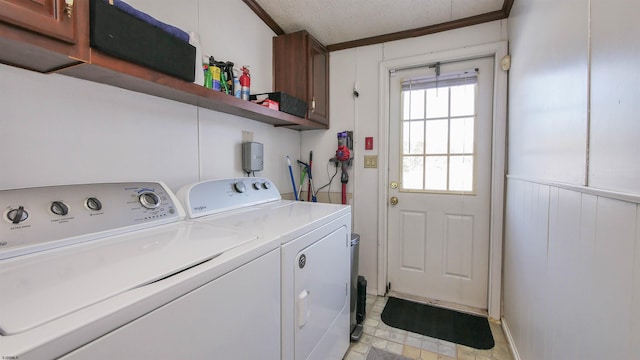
left=343, top=295, right=514, bottom=360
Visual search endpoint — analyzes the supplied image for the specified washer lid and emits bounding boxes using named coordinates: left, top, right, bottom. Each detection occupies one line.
left=0, top=222, right=257, bottom=335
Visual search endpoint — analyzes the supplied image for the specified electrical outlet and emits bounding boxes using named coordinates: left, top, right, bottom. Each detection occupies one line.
left=364, top=155, right=377, bottom=168
left=242, top=131, right=254, bottom=143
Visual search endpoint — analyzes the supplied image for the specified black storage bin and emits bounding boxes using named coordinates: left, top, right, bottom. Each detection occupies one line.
left=356, top=275, right=367, bottom=324
left=251, top=92, right=307, bottom=118
left=89, top=0, right=195, bottom=82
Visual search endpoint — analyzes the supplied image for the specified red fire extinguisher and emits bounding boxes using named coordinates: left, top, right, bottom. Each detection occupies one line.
left=240, top=66, right=250, bottom=100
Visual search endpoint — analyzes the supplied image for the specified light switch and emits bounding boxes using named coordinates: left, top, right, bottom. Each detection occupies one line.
left=364, top=155, right=377, bottom=168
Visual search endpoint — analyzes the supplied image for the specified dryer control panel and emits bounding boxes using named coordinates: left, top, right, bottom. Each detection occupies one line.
left=0, top=182, right=183, bottom=259
left=178, top=177, right=281, bottom=218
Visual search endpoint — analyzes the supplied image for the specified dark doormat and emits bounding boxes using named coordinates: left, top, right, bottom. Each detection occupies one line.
left=366, top=347, right=411, bottom=360
left=381, top=296, right=494, bottom=350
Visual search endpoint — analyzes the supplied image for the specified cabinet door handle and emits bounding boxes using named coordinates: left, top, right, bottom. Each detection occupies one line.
left=64, top=0, right=74, bottom=18
left=311, top=97, right=316, bottom=111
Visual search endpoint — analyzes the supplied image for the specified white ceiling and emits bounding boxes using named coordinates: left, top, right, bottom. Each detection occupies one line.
left=253, top=0, right=505, bottom=47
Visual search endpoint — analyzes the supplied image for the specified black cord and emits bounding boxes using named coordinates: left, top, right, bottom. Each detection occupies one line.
left=316, top=161, right=338, bottom=202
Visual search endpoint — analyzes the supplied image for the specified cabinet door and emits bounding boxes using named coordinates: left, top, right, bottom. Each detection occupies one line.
left=273, top=31, right=308, bottom=102
left=308, top=39, right=329, bottom=125
left=0, top=0, right=75, bottom=43
left=273, top=30, right=330, bottom=128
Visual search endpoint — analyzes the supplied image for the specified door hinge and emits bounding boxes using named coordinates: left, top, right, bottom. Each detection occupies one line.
left=386, top=282, right=391, bottom=294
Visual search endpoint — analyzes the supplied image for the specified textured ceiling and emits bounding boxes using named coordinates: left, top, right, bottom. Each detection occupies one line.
left=253, top=0, right=505, bottom=47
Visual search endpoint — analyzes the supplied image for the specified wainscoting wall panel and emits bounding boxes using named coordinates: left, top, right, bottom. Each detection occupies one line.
left=503, top=178, right=639, bottom=360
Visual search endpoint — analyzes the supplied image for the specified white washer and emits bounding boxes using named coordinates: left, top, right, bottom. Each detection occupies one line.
left=0, top=182, right=280, bottom=360
left=178, top=177, right=352, bottom=360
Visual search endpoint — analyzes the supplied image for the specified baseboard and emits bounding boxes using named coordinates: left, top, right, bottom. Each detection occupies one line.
left=501, top=318, right=521, bottom=360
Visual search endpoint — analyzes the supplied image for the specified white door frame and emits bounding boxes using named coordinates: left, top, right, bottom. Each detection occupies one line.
left=377, top=42, right=508, bottom=320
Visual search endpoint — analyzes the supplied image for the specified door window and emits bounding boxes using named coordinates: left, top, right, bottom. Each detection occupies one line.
left=401, top=71, right=477, bottom=193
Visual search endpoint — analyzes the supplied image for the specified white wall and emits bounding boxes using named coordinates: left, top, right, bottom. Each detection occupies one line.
left=504, top=0, right=640, bottom=359
left=0, top=65, right=199, bottom=191
left=0, top=0, right=300, bottom=194
left=125, top=0, right=273, bottom=93
left=589, top=1, right=640, bottom=193
left=303, top=20, right=508, bottom=294
left=507, top=0, right=589, bottom=185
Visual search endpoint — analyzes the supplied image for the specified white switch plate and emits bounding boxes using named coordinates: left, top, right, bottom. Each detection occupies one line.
left=364, top=155, right=378, bottom=168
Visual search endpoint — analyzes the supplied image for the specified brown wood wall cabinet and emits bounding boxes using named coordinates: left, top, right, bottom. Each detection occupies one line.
left=0, top=0, right=88, bottom=72
left=273, top=30, right=329, bottom=128
left=0, top=2, right=323, bottom=130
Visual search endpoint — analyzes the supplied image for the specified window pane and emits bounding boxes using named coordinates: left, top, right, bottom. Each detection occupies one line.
left=449, top=155, right=474, bottom=191
left=402, top=121, right=424, bottom=154
left=402, top=92, right=410, bottom=120
left=425, top=156, right=447, bottom=191
left=450, top=117, right=474, bottom=154
left=450, top=84, right=475, bottom=117
left=426, top=88, right=449, bottom=119
left=403, top=122, right=410, bottom=154
left=425, top=120, right=448, bottom=154
left=409, top=90, right=425, bottom=120
left=403, top=156, right=424, bottom=190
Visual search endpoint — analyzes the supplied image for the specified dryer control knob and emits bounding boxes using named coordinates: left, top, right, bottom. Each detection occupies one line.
left=86, top=197, right=103, bottom=211
left=50, top=201, right=69, bottom=216
left=234, top=181, right=247, bottom=193
left=262, top=181, right=271, bottom=189
left=139, top=192, right=161, bottom=209
left=7, top=206, right=28, bottom=224
left=253, top=182, right=261, bottom=190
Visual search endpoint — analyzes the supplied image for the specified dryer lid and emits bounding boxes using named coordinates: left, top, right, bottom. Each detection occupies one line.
left=0, top=222, right=257, bottom=335
left=194, top=200, right=351, bottom=244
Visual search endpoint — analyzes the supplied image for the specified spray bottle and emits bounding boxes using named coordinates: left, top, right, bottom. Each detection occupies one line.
left=209, top=56, right=221, bottom=91
left=240, top=66, right=251, bottom=100
left=233, top=68, right=241, bottom=98
left=225, top=61, right=235, bottom=95
left=217, top=61, right=229, bottom=94
left=202, top=55, right=212, bottom=88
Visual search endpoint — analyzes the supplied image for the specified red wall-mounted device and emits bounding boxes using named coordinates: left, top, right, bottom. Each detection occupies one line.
left=365, top=137, right=373, bottom=150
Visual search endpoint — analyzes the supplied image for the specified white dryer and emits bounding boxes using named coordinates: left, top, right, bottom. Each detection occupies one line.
left=178, top=177, right=352, bottom=360
left=0, top=182, right=280, bottom=360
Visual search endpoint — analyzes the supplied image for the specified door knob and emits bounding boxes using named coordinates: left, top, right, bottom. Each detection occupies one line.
left=390, top=196, right=398, bottom=206
left=390, top=181, right=398, bottom=189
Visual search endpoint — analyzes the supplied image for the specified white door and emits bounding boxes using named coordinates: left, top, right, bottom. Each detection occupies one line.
left=294, top=227, right=349, bottom=360
left=387, top=57, right=494, bottom=310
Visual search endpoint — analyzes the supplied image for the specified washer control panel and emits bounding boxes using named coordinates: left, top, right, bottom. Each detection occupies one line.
left=0, top=182, right=182, bottom=259
left=179, top=177, right=281, bottom=218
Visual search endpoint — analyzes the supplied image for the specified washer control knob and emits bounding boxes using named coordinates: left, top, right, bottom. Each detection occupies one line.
left=86, top=197, right=102, bottom=211
left=139, top=192, right=161, bottom=209
left=51, top=201, right=69, bottom=216
left=7, top=206, right=28, bottom=224
left=233, top=181, right=247, bottom=193
left=262, top=181, right=271, bottom=190
left=253, top=182, right=261, bottom=190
